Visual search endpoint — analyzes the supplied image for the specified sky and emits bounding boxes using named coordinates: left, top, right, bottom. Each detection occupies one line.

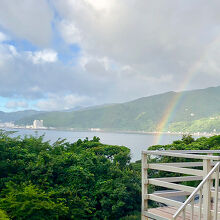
left=0, top=0, right=220, bottom=112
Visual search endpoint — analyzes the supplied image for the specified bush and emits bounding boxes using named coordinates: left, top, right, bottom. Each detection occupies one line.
left=0, top=132, right=141, bottom=219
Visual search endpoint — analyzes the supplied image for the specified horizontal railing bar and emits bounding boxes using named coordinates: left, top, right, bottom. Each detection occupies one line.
left=143, top=150, right=220, bottom=160
left=145, top=150, right=220, bottom=154
left=157, top=150, right=220, bottom=153
left=143, top=211, right=170, bottom=220
left=148, top=194, right=207, bottom=217
left=154, top=176, right=203, bottom=182
left=146, top=188, right=220, bottom=219
left=148, top=194, right=183, bottom=207
left=148, top=179, right=195, bottom=193
left=149, top=179, right=220, bottom=198
left=153, top=190, right=190, bottom=197
left=148, top=164, right=204, bottom=176
left=173, top=162, right=220, bottom=219
left=160, top=162, right=203, bottom=167
left=156, top=162, right=217, bottom=168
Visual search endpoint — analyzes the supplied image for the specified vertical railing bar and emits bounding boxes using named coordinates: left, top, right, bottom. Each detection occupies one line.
left=173, top=162, right=220, bottom=219
left=214, top=164, right=219, bottom=220
left=208, top=153, right=214, bottom=188
left=140, top=151, right=220, bottom=220
left=203, top=159, right=211, bottom=220
left=141, top=152, right=148, bottom=220
left=191, top=197, right=194, bottom=220
left=182, top=208, right=186, bottom=220
left=199, top=189, right=202, bottom=220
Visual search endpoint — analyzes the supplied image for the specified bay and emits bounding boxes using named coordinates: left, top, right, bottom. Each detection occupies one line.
left=6, top=128, right=183, bottom=161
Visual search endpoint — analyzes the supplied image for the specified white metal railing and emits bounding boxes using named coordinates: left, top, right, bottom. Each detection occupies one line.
left=142, top=150, right=220, bottom=220
left=173, top=162, right=220, bottom=220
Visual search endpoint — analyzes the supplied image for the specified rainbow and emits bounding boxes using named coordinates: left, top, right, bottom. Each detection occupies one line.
left=153, top=36, right=219, bottom=145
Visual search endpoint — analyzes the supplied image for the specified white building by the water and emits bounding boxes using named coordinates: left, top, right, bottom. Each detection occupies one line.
left=33, top=120, right=43, bottom=129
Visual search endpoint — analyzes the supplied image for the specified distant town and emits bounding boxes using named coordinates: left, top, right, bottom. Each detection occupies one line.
left=0, top=120, right=220, bottom=137
left=0, top=120, right=50, bottom=130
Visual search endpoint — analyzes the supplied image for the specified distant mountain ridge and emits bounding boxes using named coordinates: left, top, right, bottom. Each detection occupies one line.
left=13, top=86, right=220, bottom=132
left=0, top=110, right=43, bottom=123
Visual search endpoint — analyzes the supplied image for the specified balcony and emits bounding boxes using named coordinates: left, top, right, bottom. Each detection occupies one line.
left=142, top=150, right=220, bottom=220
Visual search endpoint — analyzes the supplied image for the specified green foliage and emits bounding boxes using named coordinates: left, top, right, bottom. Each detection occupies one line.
left=0, top=209, right=9, bottom=219
left=0, top=131, right=141, bottom=219
left=181, top=134, right=195, bottom=144
left=0, top=182, right=68, bottom=220
left=168, top=115, right=220, bottom=133
left=120, top=211, right=141, bottom=220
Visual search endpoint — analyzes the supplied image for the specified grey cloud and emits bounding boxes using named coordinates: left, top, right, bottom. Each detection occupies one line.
left=5, top=100, right=28, bottom=109
left=1, top=0, right=220, bottom=111
left=0, top=41, right=173, bottom=108
left=55, top=0, right=220, bottom=89
left=84, top=59, right=108, bottom=77
left=0, top=0, right=53, bottom=46
left=35, top=94, right=91, bottom=111
left=0, top=44, right=116, bottom=103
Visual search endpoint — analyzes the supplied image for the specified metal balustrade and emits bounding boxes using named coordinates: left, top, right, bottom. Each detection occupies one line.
left=142, top=150, right=220, bottom=220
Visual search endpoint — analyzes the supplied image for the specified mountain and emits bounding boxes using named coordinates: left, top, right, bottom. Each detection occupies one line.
left=15, top=86, right=220, bottom=132
left=63, top=106, right=85, bottom=112
left=0, top=110, right=44, bottom=123
left=63, top=103, right=116, bottom=112
left=168, top=115, right=220, bottom=133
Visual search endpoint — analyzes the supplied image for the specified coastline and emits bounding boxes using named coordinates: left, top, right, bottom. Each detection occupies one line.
left=1, top=125, right=219, bottom=137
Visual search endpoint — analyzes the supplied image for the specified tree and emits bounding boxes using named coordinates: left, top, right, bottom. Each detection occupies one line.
left=0, top=182, right=68, bottom=220
left=181, top=134, right=195, bottom=144
left=0, top=131, right=141, bottom=219
left=0, top=209, right=9, bottom=220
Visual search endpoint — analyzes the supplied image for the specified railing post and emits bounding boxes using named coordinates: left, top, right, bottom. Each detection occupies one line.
left=199, top=189, right=202, bottom=219
left=142, top=152, right=148, bottom=220
left=203, top=159, right=211, bottom=220
left=208, top=153, right=214, bottom=187
left=214, top=165, right=219, bottom=220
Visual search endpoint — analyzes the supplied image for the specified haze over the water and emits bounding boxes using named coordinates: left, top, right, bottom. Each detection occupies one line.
left=0, top=0, right=220, bottom=112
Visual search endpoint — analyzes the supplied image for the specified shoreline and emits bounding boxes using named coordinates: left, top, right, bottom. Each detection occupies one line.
left=1, top=126, right=219, bottom=137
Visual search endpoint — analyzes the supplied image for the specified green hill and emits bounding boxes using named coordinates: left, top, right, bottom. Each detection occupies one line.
left=168, top=115, right=220, bottom=133
left=15, top=86, right=220, bottom=132
left=0, top=110, right=43, bottom=123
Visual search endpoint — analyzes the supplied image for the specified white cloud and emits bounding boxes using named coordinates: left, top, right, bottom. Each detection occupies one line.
left=54, top=0, right=220, bottom=86
left=0, top=44, right=18, bottom=67
left=5, top=100, right=28, bottom=109
left=27, top=49, right=58, bottom=64
left=36, top=94, right=90, bottom=111
left=84, top=0, right=114, bottom=11
left=0, top=40, right=114, bottom=101
left=0, top=32, right=8, bottom=42
left=0, top=0, right=53, bottom=46
left=58, top=20, right=82, bottom=44
left=8, top=45, right=18, bottom=56
left=1, top=1, right=220, bottom=111
left=0, top=43, right=57, bottom=68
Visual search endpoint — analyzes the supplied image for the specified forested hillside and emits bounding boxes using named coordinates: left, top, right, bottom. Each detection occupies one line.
left=168, top=115, right=220, bottom=132
left=0, top=110, right=43, bottom=123
left=16, top=86, right=220, bottom=132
